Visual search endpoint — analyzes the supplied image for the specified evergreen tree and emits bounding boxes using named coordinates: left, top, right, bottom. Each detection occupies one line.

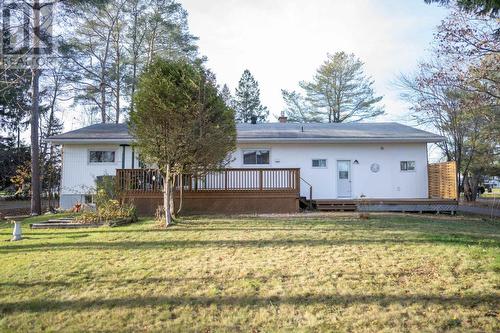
left=281, top=89, right=322, bottom=123
left=234, top=70, right=268, bottom=123
left=221, top=84, right=234, bottom=109
left=0, top=69, right=31, bottom=139
left=424, top=0, right=499, bottom=16
left=63, top=0, right=199, bottom=123
left=130, top=59, right=236, bottom=226
left=0, top=137, right=30, bottom=191
left=299, top=52, right=384, bottom=123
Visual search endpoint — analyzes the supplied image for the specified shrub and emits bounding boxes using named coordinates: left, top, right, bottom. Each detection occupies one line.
left=74, top=201, right=137, bottom=225
left=74, top=177, right=137, bottom=225
left=99, top=200, right=138, bottom=223
left=95, top=176, right=118, bottom=205
left=74, top=211, right=100, bottom=224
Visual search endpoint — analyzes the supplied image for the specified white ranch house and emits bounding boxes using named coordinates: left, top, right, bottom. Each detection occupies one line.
left=48, top=121, right=455, bottom=214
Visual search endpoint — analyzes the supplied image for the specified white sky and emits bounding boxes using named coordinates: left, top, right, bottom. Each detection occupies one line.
left=179, top=0, right=450, bottom=123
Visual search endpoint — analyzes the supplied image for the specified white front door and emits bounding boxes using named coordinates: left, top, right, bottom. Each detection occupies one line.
left=337, top=160, right=351, bottom=198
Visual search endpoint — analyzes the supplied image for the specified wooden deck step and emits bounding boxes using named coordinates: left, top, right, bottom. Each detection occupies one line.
left=314, top=198, right=458, bottom=213
left=316, top=200, right=357, bottom=211
left=317, top=206, right=357, bottom=212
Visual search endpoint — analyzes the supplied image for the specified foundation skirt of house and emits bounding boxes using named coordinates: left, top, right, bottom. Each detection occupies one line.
left=122, top=192, right=299, bottom=216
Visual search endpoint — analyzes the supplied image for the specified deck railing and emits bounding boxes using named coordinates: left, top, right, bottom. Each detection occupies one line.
left=116, top=169, right=164, bottom=194
left=116, top=168, right=300, bottom=194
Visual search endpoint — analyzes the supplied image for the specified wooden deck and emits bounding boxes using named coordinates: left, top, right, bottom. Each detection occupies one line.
left=116, top=167, right=460, bottom=215
left=316, top=198, right=458, bottom=213
left=116, top=168, right=301, bottom=215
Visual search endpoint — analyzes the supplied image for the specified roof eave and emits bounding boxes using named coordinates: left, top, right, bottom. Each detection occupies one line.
left=45, top=138, right=134, bottom=145
left=237, top=137, right=445, bottom=144
left=46, top=136, right=445, bottom=145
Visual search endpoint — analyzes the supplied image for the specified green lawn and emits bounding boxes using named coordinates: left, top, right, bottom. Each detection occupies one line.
left=481, top=188, right=500, bottom=199
left=0, top=214, right=499, bottom=332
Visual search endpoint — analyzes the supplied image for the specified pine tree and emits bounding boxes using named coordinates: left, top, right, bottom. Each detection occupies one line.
left=234, top=70, right=268, bottom=123
left=63, top=0, right=200, bottom=123
left=221, top=84, right=234, bottom=110
left=299, top=52, right=384, bottom=123
left=281, top=89, right=322, bottom=123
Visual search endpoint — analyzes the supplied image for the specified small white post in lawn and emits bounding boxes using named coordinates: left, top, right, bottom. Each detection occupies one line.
left=11, top=221, right=22, bottom=241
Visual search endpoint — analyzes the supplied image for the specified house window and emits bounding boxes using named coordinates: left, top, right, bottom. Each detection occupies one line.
left=89, top=151, right=115, bottom=163
left=312, top=159, right=327, bottom=168
left=400, top=161, right=416, bottom=171
left=243, top=150, right=270, bottom=165
left=84, top=195, right=93, bottom=204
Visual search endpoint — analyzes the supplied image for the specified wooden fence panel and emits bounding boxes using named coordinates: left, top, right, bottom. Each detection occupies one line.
left=428, top=162, right=457, bottom=200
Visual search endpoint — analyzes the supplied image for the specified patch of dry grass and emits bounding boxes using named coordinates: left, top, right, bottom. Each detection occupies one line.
left=0, top=214, right=499, bottom=332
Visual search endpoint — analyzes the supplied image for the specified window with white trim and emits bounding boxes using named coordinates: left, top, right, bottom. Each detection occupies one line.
left=312, top=159, right=327, bottom=168
left=400, top=161, right=415, bottom=171
left=243, top=150, right=270, bottom=165
left=89, top=151, right=115, bottom=163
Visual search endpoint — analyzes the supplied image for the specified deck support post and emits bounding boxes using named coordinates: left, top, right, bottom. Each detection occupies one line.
left=120, top=144, right=128, bottom=169
left=131, top=147, right=135, bottom=169
left=308, top=187, right=313, bottom=210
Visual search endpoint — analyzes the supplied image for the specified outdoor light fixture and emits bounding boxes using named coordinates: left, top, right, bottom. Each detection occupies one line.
left=353, top=160, right=359, bottom=164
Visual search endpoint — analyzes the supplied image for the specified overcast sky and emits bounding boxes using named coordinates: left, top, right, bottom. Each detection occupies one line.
left=179, top=0, right=450, bottom=123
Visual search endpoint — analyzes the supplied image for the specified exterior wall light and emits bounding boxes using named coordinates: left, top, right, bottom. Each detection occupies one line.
left=353, top=160, right=359, bottom=164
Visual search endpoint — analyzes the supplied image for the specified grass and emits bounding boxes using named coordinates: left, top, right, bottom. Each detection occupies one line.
left=0, top=213, right=499, bottom=332
left=481, top=188, right=500, bottom=199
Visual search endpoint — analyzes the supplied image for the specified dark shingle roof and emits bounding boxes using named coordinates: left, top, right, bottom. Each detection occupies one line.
left=47, top=122, right=444, bottom=144
left=236, top=122, right=444, bottom=142
left=47, top=123, right=132, bottom=143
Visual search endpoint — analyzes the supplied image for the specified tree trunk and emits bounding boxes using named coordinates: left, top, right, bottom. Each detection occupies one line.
left=30, top=0, right=42, bottom=216
left=163, top=164, right=172, bottom=227
left=463, top=173, right=480, bottom=202
left=100, top=80, right=106, bottom=123
left=47, top=144, right=55, bottom=211
left=169, top=176, right=175, bottom=219
left=176, top=174, right=183, bottom=215
left=129, top=1, right=139, bottom=114
left=115, top=25, right=121, bottom=123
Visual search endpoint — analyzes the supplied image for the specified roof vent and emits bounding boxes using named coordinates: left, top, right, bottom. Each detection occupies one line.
left=250, top=116, right=257, bottom=124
